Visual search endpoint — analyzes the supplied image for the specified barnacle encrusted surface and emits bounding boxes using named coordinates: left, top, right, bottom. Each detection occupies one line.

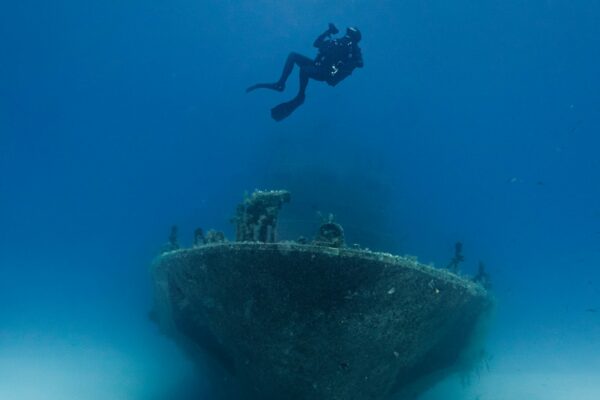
left=152, top=242, right=490, bottom=400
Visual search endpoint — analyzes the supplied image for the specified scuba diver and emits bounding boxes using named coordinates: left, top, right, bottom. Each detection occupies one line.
left=246, top=23, right=363, bottom=121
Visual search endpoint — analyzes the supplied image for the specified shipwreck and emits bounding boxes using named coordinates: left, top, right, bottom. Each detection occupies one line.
left=151, top=190, right=492, bottom=400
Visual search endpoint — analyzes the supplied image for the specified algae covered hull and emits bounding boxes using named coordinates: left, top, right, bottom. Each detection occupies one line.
left=152, top=242, right=490, bottom=400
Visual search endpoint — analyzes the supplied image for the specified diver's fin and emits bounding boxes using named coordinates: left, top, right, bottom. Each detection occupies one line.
left=271, top=95, right=305, bottom=121
left=246, top=82, right=285, bottom=93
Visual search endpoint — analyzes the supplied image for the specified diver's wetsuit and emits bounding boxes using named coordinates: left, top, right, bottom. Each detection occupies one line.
left=246, top=25, right=363, bottom=121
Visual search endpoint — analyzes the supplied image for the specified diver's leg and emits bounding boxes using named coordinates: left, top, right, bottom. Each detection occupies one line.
left=277, top=52, right=313, bottom=88
left=296, top=68, right=311, bottom=99
left=246, top=52, right=313, bottom=93
left=270, top=69, right=313, bottom=121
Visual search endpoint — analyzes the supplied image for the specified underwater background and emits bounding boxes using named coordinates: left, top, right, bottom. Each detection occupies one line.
left=1, top=0, right=599, bottom=399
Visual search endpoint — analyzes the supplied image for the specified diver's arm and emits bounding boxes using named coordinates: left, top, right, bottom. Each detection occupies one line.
left=354, top=49, right=364, bottom=68
left=336, top=50, right=363, bottom=75
left=339, top=51, right=363, bottom=71
left=313, top=30, right=331, bottom=48
left=313, top=23, right=338, bottom=48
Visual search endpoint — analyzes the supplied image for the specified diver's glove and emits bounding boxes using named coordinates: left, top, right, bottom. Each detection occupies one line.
left=328, top=23, right=339, bottom=35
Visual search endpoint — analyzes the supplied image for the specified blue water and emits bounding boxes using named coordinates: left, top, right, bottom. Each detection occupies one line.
left=1, top=1, right=599, bottom=399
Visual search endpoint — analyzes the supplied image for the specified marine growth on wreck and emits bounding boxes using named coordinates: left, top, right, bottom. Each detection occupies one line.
left=151, top=190, right=492, bottom=400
